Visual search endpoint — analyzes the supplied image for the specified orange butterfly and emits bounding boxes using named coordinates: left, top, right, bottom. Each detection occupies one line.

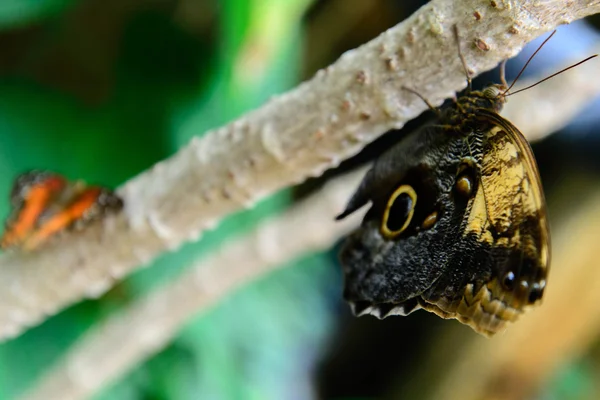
left=1, top=171, right=122, bottom=251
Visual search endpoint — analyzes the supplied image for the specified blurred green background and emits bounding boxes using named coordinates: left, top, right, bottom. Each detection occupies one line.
left=1, top=1, right=600, bottom=399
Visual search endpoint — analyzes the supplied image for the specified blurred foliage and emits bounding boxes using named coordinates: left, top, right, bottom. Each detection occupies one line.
left=0, top=0, right=324, bottom=398
left=0, top=1, right=600, bottom=400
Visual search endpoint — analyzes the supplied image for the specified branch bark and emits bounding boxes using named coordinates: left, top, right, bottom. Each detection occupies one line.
left=0, top=0, right=599, bottom=341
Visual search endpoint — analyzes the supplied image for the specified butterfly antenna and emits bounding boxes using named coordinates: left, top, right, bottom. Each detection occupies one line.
left=507, top=54, right=598, bottom=97
left=452, top=25, right=472, bottom=92
left=502, top=30, right=556, bottom=96
left=402, top=86, right=442, bottom=118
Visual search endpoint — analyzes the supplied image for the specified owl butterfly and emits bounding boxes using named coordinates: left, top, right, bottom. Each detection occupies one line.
left=337, top=28, right=596, bottom=336
left=1, top=171, right=123, bottom=251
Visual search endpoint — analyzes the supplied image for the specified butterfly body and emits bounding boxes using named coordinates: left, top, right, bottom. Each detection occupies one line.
left=337, top=85, right=550, bottom=336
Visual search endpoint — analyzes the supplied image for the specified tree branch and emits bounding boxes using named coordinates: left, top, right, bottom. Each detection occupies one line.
left=0, top=0, right=599, bottom=342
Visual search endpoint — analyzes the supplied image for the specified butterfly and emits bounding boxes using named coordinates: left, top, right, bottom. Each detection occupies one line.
left=334, top=28, right=569, bottom=336
left=1, top=170, right=123, bottom=251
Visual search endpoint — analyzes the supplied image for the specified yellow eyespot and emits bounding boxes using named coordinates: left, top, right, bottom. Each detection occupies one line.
left=381, top=185, right=417, bottom=239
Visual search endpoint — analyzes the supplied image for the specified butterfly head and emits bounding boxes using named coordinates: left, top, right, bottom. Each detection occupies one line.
left=457, top=83, right=508, bottom=114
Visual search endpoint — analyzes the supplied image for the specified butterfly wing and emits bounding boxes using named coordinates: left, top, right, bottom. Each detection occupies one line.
left=417, top=113, right=550, bottom=335
left=337, top=111, right=550, bottom=336
left=1, top=172, right=67, bottom=249
left=338, top=124, right=477, bottom=318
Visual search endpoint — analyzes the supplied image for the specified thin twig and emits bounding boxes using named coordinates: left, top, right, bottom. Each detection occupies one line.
left=0, top=0, right=599, bottom=341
